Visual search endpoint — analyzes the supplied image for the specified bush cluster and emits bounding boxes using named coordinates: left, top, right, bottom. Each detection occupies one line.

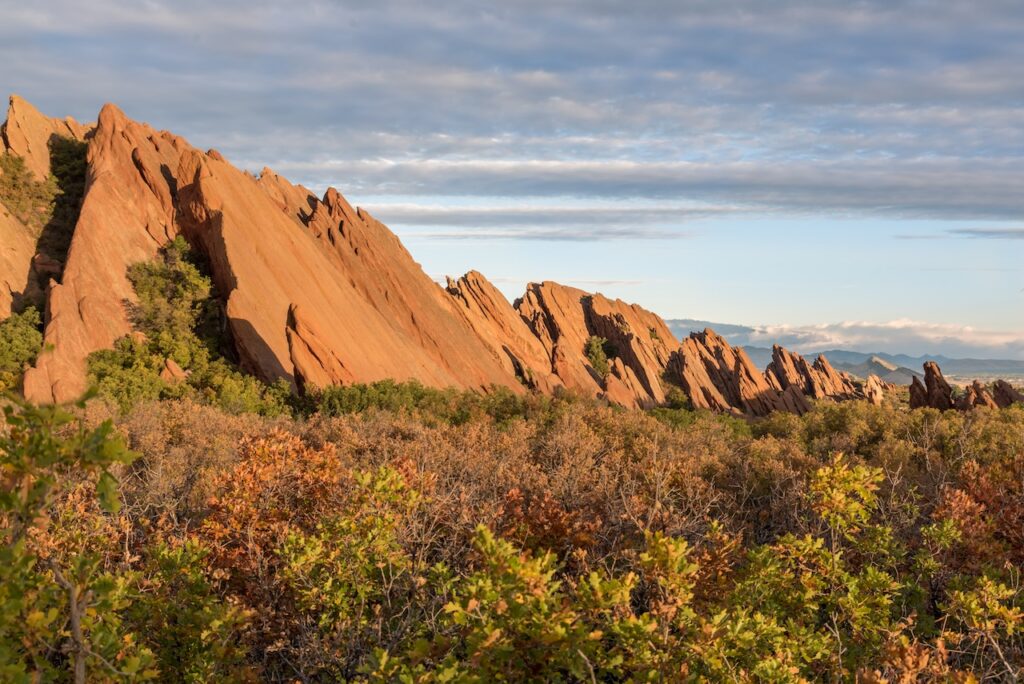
left=3, top=387, right=1024, bottom=681
left=0, top=139, right=87, bottom=277
left=0, top=306, right=43, bottom=393
left=87, top=237, right=289, bottom=416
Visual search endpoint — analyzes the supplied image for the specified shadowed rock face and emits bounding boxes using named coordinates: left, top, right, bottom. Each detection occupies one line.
left=907, top=362, right=1022, bottom=412
left=958, top=380, right=999, bottom=410
left=908, top=361, right=955, bottom=412
left=0, top=96, right=93, bottom=320
left=0, top=201, right=37, bottom=317
left=993, top=380, right=1024, bottom=409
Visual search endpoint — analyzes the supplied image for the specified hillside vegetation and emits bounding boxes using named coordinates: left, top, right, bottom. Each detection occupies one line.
left=1, top=384, right=1023, bottom=681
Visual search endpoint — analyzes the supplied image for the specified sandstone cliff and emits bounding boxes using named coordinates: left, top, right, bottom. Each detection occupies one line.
left=0, top=96, right=92, bottom=320
left=514, top=282, right=678, bottom=408
left=24, top=104, right=190, bottom=403
left=0, top=201, right=37, bottom=317
left=1, top=95, right=91, bottom=181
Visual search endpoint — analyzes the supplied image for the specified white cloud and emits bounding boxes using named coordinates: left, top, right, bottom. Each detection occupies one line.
left=672, top=319, right=1024, bottom=360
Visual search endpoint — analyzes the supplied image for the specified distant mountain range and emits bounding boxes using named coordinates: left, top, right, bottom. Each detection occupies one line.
left=669, top=320, right=1024, bottom=381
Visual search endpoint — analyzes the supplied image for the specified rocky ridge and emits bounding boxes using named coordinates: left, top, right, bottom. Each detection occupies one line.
left=0, top=96, right=93, bottom=318
left=3, top=96, right=1020, bottom=415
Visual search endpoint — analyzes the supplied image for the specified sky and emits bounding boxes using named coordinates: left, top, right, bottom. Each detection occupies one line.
left=1, top=0, right=1023, bottom=358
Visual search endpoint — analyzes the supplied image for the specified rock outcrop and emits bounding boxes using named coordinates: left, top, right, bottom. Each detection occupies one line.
left=992, top=380, right=1024, bottom=408
left=176, top=150, right=522, bottom=394
left=23, top=104, right=190, bottom=403
left=286, top=303, right=353, bottom=394
left=957, top=380, right=999, bottom=410
left=0, top=96, right=92, bottom=319
left=13, top=95, right=1017, bottom=420
left=1, top=95, right=91, bottom=181
left=863, top=374, right=886, bottom=406
left=0, top=201, right=37, bottom=317
left=766, top=346, right=859, bottom=401
left=669, top=329, right=785, bottom=416
left=514, top=282, right=678, bottom=407
left=445, top=271, right=560, bottom=393
left=905, top=362, right=1023, bottom=412
left=908, top=361, right=955, bottom=411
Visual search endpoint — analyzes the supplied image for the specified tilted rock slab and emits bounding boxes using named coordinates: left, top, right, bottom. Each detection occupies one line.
left=957, top=380, right=999, bottom=410
left=669, top=328, right=784, bottom=417
left=514, top=281, right=678, bottom=408
left=445, top=271, right=561, bottom=393
left=992, top=380, right=1024, bottom=409
left=0, top=201, right=38, bottom=318
left=176, top=150, right=522, bottom=393
left=1, top=95, right=91, bottom=181
left=766, top=345, right=860, bottom=401
left=24, top=104, right=190, bottom=403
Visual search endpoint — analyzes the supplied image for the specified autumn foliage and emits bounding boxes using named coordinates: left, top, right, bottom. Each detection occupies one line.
left=2, top=389, right=1024, bottom=681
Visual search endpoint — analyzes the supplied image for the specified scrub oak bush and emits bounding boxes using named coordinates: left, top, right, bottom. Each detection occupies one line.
left=87, top=237, right=288, bottom=416
left=4, top=387, right=1024, bottom=680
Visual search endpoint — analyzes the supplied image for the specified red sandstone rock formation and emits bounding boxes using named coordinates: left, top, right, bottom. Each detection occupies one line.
left=1, top=96, right=93, bottom=319
left=925, top=362, right=955, bottom=410
left=11, top=95, right=1019, bottom=418
left=23, top=104, right=191, bottom=403
left=909, top=376, right=927, bottom=409
left=669, top=329, right=783, bottom=416
left=286, top=303, right=354, bottom=394
left=919, top=361, right=954, bottom=411
left=863, top=374, right=886, bottom=406
left=514, top=281, right=678, bottom=407
left=159, top=358, right=188, bottom=384
left=1, top=95, right=91, bottom=181
left=992, top=380, right=1024, bottom=408
left=766, top=346, right=859, bottom=401
left=176, top=149, right=522, bottom=394
left=0, top=201, right=37, bottom=317
left=445, top=271, right=560, bottom=393
left=957, top=380, right=999, bottom=410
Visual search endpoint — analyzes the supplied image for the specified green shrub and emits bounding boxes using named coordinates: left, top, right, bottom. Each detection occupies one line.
left=88, top=237, right=287, bottom=416
left=312, top=380, right=538, bottom=426
left=584, top=335, right=611, bottom=379
left=0, top=140, right=87, bottom=282
left=0, top=397, right=156, bottom=682
left=0, top=153, right=55, bottom=235
left=0, top=307, right=43, bottom=392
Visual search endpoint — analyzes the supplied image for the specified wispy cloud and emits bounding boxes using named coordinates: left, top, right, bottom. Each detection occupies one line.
left=403, top=226, right=688, bottom=241
left=671, top=318, right=1024, bottom=360
left=949, top=227, right=1024, bottom=239
left=4, top=0, right=1024, bottom=222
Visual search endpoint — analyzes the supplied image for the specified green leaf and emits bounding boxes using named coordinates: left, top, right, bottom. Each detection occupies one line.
left=96, top=470, right=121, bottom=513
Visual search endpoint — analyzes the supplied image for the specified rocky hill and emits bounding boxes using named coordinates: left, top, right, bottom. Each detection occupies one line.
left=1, top=96, right=1021, bottom=415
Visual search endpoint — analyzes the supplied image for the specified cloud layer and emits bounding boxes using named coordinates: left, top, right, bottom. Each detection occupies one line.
left=671, top=319, right=1024, bottom=360
left=3, top=0, right=1024, bottom=229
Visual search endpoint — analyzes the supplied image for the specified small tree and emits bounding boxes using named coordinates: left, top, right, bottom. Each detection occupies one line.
left=0, top=396, right=156, bottom=682
left=585, top=336, right=611, bottom=379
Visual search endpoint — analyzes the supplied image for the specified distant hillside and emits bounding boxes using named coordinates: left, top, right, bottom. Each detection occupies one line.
left=830, top=356, right=921, bottom=385
left=669, top=320, right=1024, bottom=380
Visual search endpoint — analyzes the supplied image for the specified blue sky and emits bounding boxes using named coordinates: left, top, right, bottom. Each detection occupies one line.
left=2, top=0, right=1022, bottom=357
